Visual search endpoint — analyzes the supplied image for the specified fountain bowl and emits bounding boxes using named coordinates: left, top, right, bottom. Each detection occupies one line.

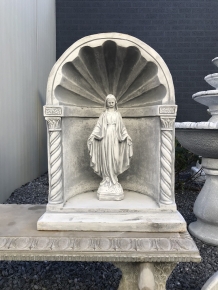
left=204, top=73, right=218, bottom=89
left=212, top=57, right=218, bottom=68
left=175, top=125, right=218, bottom=159
left=192, top=90, right=218, bottom=107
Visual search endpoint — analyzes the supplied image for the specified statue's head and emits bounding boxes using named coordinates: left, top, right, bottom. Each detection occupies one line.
left=105, top=94, right=118, bottom=110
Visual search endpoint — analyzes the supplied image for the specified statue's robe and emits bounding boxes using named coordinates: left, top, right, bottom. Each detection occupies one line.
left=88, top=111, right=133, bottom=185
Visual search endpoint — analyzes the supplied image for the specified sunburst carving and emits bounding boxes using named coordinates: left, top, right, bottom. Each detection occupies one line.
left=54, top=40, right=166, bottom=107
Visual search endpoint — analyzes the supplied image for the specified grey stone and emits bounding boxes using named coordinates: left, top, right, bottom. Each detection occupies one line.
left=87, top=94, right=133, bottom=201
left=175, top=57, right=218, bottom=245
left=175, top=128, right=218, bottom=158
left=189, top=158, right=218, bottom=245
left=37, top=32, right=184, bottom=232
left=33, top=32, right=200, bottom=288
left=0, top=204, right=200, bottom=262
left=0, top=204, right=200, bottom=290
left=114, top=262, right=174, bottom=290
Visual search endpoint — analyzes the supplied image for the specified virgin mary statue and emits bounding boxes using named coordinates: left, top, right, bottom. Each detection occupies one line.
left=87, top=94, right=133, bottom=201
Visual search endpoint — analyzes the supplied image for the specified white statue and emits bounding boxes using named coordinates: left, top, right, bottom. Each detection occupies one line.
left=87, top=94, right=133, bottom=201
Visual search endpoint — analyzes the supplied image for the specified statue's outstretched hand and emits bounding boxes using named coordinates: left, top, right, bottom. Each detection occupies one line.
left=87, top=136, right=95, bottom=150
left=127, top=135, right=132, bottom=146
left=88, top=135, right=94, bottom=142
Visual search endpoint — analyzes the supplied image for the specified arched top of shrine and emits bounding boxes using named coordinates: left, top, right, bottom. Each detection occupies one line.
left=46, top=33, right=175, bottom=107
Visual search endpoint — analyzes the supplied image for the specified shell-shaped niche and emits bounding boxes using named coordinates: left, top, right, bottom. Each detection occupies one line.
left=54, top=40, right=166, bottom=107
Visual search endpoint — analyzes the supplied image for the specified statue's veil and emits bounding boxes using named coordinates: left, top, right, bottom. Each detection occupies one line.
left=104, top=94, right=118, bottom=111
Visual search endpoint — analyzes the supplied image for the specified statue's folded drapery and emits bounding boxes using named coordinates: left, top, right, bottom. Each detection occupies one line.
left=88, top=111, right=133, bottom=185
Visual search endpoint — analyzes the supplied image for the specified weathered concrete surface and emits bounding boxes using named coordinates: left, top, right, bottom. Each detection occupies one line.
left=175, top=128, right=218, bottom=159
left=0, top=204, right=200, bottom=263
left=38, top=191, right=185, bottom=231
left=0, top=204, right=200, bottom=290
left=176, top=58, right=218, bottom=246
left=189, top=158, right=218, bottom=246
left=40, top=33, right=179, bottom=231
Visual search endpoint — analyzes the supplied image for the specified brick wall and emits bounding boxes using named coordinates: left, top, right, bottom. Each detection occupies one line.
left=56, top=0, right=218, bottom=121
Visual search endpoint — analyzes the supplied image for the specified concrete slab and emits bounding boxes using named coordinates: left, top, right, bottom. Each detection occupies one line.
left=38, top=191, right=185, bottom=232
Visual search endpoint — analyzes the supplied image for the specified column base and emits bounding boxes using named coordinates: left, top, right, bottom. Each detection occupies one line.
left=189, top=219, right=218, bottom=246
left=190, top=158, right=218, bottom=245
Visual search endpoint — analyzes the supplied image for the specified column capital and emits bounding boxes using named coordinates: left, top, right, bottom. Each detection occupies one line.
left=160, top=117, right=175, bottom=130
left=45, top=117, right=62, bottom=131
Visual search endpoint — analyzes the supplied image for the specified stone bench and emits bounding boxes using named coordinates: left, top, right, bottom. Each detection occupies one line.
left=0, top=204, right=200, bottom=290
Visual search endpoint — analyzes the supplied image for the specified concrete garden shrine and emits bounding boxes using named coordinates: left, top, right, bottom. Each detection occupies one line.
left=0, top=33, right=200, bottom=290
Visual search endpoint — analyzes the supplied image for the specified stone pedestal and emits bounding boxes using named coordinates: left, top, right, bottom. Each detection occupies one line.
left=202, top=271, right=218, bottom=290
left=115, top=262, right=176, bottom=290
left=97, top=182, right=124, bottom=201
left=0, top=205, right=200, bottom=290
left=37, top=191, right=185, bottom=231
left=189, top=158, right=218, bottom=245
left=175, top=57, right=218, bottom=246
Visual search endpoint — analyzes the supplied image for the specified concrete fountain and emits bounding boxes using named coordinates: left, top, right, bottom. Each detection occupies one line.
left=175, top=57, right=218, bottom=245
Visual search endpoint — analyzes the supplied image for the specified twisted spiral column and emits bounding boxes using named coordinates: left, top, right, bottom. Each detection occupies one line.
left=46, top=117, right=63, bottom=204
left=160, top=118, right=175, bottom=205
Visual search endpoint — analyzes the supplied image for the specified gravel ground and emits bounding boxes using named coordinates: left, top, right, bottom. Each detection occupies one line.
left=1, top=173, right=218, bottom=289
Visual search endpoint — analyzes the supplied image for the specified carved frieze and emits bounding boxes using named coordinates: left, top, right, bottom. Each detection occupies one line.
left=44, top=107, right=62, bottom=116
left=0, top=233, right=197, bottom=253
left=0, top=230, right=200, bottom=262
left=159, top=106, right=176, bottom=115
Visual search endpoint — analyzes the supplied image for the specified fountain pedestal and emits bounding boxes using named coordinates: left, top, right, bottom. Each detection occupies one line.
left=189, top=158, right=218, bottom=245
left=175, top=57, right=218, bottom=245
